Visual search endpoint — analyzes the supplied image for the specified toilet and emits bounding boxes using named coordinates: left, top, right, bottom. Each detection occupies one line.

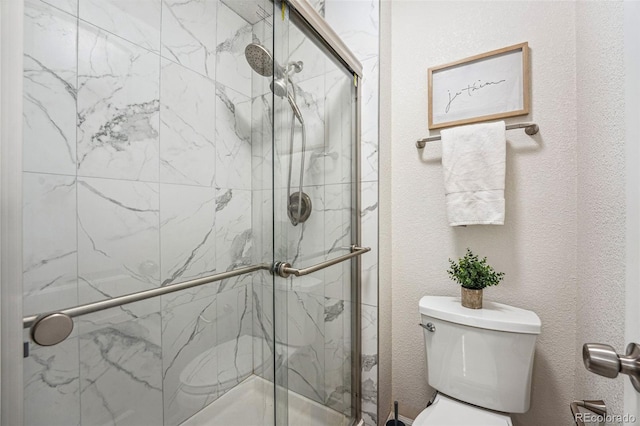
left=177, top=335, right=258, bottom=408
left=415, top=296, right=541, bottom=425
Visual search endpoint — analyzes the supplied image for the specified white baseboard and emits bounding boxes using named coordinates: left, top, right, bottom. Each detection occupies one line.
left=385, top=412, right=414, bottom=425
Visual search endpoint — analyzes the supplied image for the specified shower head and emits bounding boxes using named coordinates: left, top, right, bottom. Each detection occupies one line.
left=245, top=43, right=276, bottom=77
left=245, top=42, right=304, bottom=123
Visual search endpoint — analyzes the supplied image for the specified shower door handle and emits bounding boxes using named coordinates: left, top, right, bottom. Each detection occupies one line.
left=272, top=245, right=370, bottom=278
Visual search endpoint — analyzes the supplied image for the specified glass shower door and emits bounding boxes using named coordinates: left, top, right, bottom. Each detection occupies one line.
left=271, top=3, right=359, bottom=425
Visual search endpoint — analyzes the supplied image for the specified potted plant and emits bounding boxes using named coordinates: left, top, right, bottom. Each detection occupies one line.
left=447, top=248, right=505, bottom=309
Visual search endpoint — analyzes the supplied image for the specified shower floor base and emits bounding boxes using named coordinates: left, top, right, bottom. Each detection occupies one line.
left=181, top=375, right=351, bottom=426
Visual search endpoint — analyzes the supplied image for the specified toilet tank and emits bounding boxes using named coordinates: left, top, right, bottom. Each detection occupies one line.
left=419, top=296, right=541, bottom=413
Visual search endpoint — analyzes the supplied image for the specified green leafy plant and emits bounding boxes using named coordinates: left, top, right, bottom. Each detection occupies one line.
left=447, top=248, right=505, bottom=290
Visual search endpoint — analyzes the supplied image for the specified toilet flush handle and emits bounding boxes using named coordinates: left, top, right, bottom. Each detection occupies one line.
left=419, top=322, right=436, bottom=332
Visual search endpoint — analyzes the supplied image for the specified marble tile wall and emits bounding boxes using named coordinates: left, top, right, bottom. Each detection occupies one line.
left=22, top=0, right=255, bottom=425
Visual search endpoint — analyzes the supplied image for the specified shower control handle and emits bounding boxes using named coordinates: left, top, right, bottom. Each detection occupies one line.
left=583, top=343, right=640, bottom=392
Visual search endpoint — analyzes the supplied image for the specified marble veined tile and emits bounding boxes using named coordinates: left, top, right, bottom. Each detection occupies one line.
left=162, top=295, right=218, bottom=426
left=310, top=0, right=325, bottom=17
left=217, top=284, right=253, bottom=395
left=161, top=0, right=217, bottom=79
left=323, top=183, right=352, bottom=301
left=77, top=178, right=160, bottom=327
left=324, top=297, right=350, bottom=413
left=324, top=183, right=352, bottom=256
left=77, top=22, right=160, bottom=181
left=23, top=173, right=77, bottom=316
left=216, top=84, right=252, bottom=190
left=160, top=183, right=217, bottom=309
left=24, top=337, right=80, bottom=426
left=287, top=75, right=325, bottom=189
left=42, top=0, right=78, bottom=16
left=216, top=2, right=252, bottom=97
left=23, top=0, right=77, bottom=175
left=251, top=94, right=274, bottom=192
left=324, top=67, right=354, bottom=186
left=160, top=59, right=216, bottom=187
left=361, top=304, right=377, bottom=371
left=79, top=312, right=163, bottom=426
left=361, top=181, right=378, bottom=307
left=361, top=303, right=378, bottom=426
left=251, top=189, right=273, bottom=267
left=286, top=290, right=326, bottom=405
left=361, top=58, right=379, bottom=183
left=324, top=0, right=379, bottom=62
left=253, top=279, right=274, bottom=382
left=215, top=188, right=253, bottom=293
left=287, top=21, right=328, bottom=83
left=79, top=0, right=161, bottom=52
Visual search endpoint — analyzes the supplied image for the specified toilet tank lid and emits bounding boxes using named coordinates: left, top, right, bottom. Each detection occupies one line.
left=419, top=296, right=541, bottom=334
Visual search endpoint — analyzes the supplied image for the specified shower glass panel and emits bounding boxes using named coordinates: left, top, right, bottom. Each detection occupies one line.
left=20, top=0, right=359, bottom=425
left=271, top=5, right=357, bottom=425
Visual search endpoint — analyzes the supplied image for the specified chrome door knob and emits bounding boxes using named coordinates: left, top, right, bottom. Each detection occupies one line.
left=583, top=343, right=622, bottom=378
left=583, top=342, right=640, bottom=392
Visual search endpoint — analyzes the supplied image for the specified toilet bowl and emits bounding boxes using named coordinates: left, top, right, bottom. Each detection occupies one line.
left=177, top=335, right=258, bottom=408
left=176, top=335, right=305, bottom=409
left=416, top=296, right=541, bottom=425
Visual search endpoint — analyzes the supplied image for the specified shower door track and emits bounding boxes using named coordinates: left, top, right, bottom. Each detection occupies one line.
left=23, top=246, right=370, bottom=347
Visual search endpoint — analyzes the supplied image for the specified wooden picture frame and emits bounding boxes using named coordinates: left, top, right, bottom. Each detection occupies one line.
left=428, top=42, right=530, bottom=130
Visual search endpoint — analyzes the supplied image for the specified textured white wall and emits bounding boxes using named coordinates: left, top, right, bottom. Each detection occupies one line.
left=388, top=2, right=580, bottom=424
left=575, top=1, right=626, bottom=419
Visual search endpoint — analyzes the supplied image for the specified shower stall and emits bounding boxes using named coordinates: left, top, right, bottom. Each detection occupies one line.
left=3, top=0, right=366, bottom=424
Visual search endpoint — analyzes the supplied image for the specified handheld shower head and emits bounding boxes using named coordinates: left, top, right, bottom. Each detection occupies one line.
left=245, top=42, right=303, bottom=123
left=271, top=78, right=303, bottom=123
left=244, top=42, right=309, bottom=225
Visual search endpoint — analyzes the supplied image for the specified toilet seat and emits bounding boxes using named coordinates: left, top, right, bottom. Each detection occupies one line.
left=413, top=394, right=512, bottom=426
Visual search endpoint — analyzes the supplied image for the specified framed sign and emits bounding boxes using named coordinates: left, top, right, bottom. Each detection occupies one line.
left=428, top=42, right=530, bottom=130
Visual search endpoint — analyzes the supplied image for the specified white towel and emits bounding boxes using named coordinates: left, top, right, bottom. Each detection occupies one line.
left=441, top=121, right=506, bottom=226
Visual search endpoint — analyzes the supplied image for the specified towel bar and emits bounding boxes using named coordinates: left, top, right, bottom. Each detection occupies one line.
left=416, top=122, right=539, bottom=149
